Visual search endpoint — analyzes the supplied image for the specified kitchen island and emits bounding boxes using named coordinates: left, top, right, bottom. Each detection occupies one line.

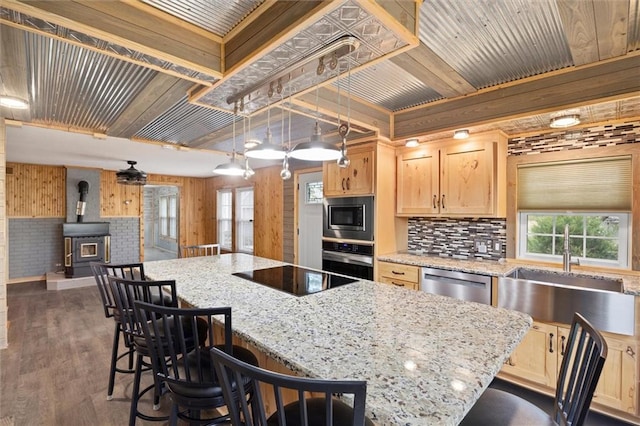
left=144, top=253, right=531, bottom=425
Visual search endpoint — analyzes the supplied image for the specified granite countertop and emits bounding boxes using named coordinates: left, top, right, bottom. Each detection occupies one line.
left=144, top=253, right=531, bottom=426
left=378, top=253, right=640, bottom=296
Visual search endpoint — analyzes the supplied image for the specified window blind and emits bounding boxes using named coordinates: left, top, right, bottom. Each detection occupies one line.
left=517, top=156, right=632, bottom=211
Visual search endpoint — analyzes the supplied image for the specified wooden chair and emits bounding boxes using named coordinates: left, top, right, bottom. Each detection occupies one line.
left=211, top=347, right=374, bottom=426
left=134, top=301, right=259, bottom=425
left=89, top=262, right=146, bottom=401
left=180, top=243, right=221, bottom=258
left=461, top=312, right=608, bottom=426
left=109, top=276, right=180, bottom=426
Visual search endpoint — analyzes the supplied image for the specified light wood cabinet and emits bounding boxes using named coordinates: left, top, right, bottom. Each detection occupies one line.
left=396, top=131, right=506, bottom=217
left=500, top=322, right=638, bottom=418
left=377, top=261, right=420, bottom=291
left=323, top=145, right=374, bottom=197
left=501, top=321, right=561, bottom=388
left=592, top=334, right=637, bottom=415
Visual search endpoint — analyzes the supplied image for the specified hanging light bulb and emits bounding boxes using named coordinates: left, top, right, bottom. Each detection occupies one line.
left=245, top=91, right=286, bottom=160
left=280, top=157, right=291, bottom=180
left=214, top=104, right=244, bottom=176
left=289, top=58, right=341, bottom=162
left=336, top=59, right=350, bottom=168
left=243, top=158, right=255, bottom=180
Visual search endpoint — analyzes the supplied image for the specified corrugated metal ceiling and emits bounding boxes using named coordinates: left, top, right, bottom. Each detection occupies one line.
left=419, top=0, right=573, bottom=89
left=142, top=0, right=265, bottom=37
left=25, top=31, right=157, bottom=133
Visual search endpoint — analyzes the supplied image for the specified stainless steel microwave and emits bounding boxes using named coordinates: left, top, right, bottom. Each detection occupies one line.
left=323, top=196, right=374, bottom=241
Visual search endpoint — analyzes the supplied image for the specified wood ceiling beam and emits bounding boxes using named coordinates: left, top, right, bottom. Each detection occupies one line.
left=108, top=74, right=194, bottom=139
left=390, top=42, right=476, bottom=98
left=0, top=25, right=31, bottom=122
left=294, top=86, right=391, bottom=139
left=7, top=0, right=222, bottom=80
left=223, top=1, right=330, bottom=74
left=393, top=53, right=640, bottom=140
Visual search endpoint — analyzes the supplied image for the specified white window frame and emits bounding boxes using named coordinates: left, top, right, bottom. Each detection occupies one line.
left=158, top=194, right=177, bottom=240
left=217, top=189, right=233, bottom=251
left=517, top=211, right=630, bottom=269
left=235, top=187, right=254, bottom=254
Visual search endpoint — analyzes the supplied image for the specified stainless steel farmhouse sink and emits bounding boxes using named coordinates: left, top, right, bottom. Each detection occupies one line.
left=498, top=267, right=635, bottom=335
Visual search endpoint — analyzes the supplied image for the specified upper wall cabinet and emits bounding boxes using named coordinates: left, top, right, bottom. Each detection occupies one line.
left=323, top=144, right=375, bottom=197
left=396, top=131, right=507, bottom=217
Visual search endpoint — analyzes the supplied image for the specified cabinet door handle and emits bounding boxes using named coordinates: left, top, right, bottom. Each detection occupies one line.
left=391, top=281, right=405, bottom=287
left=441, top=194, right=446, bottom=209
left=627, top=346, right=636, bottom=358
left=341, top=178, right=346, bottom=190
left=549, top=333, right=554, bottom=353
left=560, top=335, right=566, bottom=356
left=391, top=270, right=405, bottom=275
left=433, top=195, right=437, bottom=209
left=346, top=177, right=350, bottom=190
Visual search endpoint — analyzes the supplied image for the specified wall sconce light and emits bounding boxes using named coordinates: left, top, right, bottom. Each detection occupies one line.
left=453, top=129, right=469, bottom=139
left=550, top=114, right=581, bottom=128
left=405, top=138, right=419, bottom=148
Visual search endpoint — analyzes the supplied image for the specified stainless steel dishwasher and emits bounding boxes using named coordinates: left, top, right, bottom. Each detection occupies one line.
left=420, top=267, right=492, bottom=304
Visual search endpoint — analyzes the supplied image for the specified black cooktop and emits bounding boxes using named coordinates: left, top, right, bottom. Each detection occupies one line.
left=232, top=265, right=358, bottom=297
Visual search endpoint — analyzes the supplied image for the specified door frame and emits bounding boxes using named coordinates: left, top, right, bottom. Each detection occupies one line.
left=293, top=167, right=322, bottom=266
left=140, top=182, right=182, bottom=262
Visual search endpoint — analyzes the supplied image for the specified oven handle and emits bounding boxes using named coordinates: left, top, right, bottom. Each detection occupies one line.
left=322, top=250, right=373, bottom=267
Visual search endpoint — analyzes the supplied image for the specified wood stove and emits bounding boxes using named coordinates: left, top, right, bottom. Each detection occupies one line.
left=63, top=222, right=111, bottom=278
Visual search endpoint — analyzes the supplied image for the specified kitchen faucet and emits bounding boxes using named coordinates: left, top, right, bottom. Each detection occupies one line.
left=562, top=223, right=580, bottom=272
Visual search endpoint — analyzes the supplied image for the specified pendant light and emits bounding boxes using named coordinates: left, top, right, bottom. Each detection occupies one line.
left=242, top=116, right=256, bottom=179
left=244, top=83, right=286, bottom=160
left=280, top=83, right=293, bottom=180
left=289, top=58, right=341, bottom=162
left=337, top=56, right=351, bottom=168
left=213, top=105, right=244, bottom=176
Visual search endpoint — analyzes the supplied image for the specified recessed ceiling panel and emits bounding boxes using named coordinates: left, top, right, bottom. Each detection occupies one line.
left=419, top=0, right=573, bottom=89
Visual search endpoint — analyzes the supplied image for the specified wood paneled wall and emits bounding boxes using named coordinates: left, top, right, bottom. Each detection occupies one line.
left=100, top=170, right=142, bottom=217
left=6, top=163, right=65, bottom=218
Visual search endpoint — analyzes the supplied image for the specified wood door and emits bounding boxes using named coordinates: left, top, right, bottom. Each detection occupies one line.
left=396, top=147, right=439, bottom=215
left=592, top=336, right=637, bottom=414
left=501, top=322, right=558, bottom=388
left=440, top=139, right=495, bottom=215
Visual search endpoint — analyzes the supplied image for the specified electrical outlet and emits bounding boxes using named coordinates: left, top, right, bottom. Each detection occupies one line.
left=475, top=240, right=487, bottom=253
left=494, top=242, right=501, bottom=251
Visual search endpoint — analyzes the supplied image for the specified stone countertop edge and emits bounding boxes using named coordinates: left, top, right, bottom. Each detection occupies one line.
left=143, top=254, right=532, bottom=425
left=377, top=253, right=640, bottom=296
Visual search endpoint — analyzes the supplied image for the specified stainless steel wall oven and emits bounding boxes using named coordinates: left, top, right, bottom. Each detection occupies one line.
left=322, top=241, right=374, bottom=280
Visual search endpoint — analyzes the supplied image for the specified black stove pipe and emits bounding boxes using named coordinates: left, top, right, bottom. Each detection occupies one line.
left=76, top=180, right=89, bottom=222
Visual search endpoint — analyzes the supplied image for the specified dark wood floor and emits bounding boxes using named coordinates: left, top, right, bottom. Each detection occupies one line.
left=1, top=281, right=635, bottom=426
left=1, top=281, right=176, bottom=425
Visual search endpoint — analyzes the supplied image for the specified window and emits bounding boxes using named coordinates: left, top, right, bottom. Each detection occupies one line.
left=305, top=181, right=323, bottom=204
left=159, top=194, right=177, bottom=240
left=217, top=189, right=233, bottom=251
left=235, top=187, right=254, bottom=253
left=518, top=212, right=629, bottom=268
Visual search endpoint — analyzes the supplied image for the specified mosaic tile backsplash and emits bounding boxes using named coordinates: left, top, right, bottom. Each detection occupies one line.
left=508, top=120, right=639, bottom=155
left=408, top=217, right=506, bottom=261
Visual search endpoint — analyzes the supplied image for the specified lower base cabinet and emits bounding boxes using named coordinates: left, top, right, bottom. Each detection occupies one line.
left=377, top=261, right=420, bottom=291
left=499, top=321, right=638, bottom=422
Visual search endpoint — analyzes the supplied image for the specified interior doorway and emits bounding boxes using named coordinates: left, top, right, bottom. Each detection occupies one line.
left=143, top=185, right=179, bottom=261
left=296, top=171, right=323, bottom=269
